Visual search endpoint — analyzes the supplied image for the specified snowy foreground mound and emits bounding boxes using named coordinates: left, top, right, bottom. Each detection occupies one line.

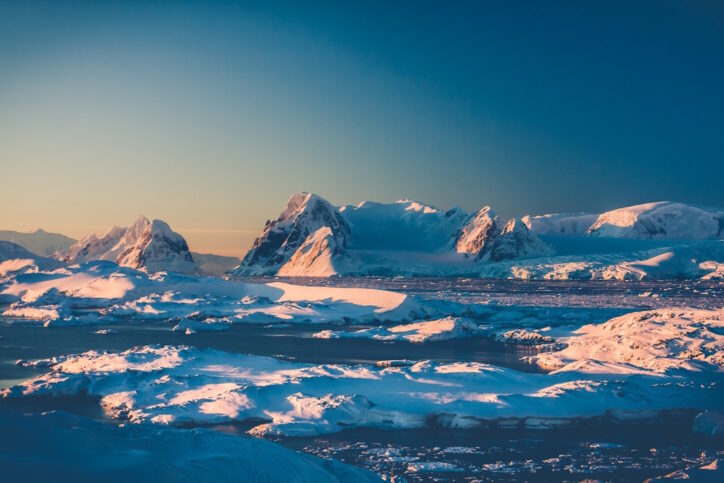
left=4, top=308, right=722, bottom=436
left=0, top=260, right=428, bottom=326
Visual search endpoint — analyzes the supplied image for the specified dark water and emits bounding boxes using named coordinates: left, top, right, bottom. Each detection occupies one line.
left=277, top=414, right=723, bottom=482
left=0, top=319, right=543, bottom=388
left=239, top=276, right=724, bottom=310
left=1, top=278, right=722, bottom=481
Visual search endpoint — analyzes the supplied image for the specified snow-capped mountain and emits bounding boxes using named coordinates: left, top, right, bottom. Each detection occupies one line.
left=0, top=240, right=64, bottom=273
left=236, top=193, right=551, bottom=276
left=455, top=208, right=550, bottom=261
left=488, top=218, right=552, bottom=261
left=0, top=229, right=76, bottom=257
left=235, top=193, right=350, bottom=275
left=2, top=197, right=723, bottom=280
left=586, top=201, right=724, bottom=239
left=64, top=216, right=197, bottom=273
left=0, top=240, right=41, bottom=262
left=454, top=206, right=500, bottom=257
left=522, top=212, right=598, bottom=236
left=522, top=201, right=724, bottom=240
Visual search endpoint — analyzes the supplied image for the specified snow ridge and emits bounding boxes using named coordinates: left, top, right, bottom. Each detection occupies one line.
left=587, top=202, right=724, bottom=239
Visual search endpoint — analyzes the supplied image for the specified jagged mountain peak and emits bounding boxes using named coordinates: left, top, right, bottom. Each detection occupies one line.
left=455, top=206, right=500, bottom=257
left=500, top=217, right=524, bottom=234
left=236, top=193, right=350, bottom=275
left=64, top=216, right=196, bottom=273
left=279, top=192, right=322, bottom=220
left=487, top=217, right=552, bottom=262
left=455, top=209, right=551, bottom=262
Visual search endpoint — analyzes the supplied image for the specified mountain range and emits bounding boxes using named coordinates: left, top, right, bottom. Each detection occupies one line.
left=0, top=229, right=75, bottom=257
left=234, top=194, right=724, bottom=278
left=1, top=194, right=722, bottom=279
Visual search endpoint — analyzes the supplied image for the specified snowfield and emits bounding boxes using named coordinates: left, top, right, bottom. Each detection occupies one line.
left=530, top=308, right=724, bottom=374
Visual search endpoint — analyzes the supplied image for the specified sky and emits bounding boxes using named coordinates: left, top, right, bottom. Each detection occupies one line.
left=1, top=1, right=723, bottom=257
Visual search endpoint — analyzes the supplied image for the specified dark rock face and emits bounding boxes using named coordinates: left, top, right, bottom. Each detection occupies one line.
left=488, top=219, right=550, bottom=262
left=455, top=210, right=550, bottom=262
left=454, top=207, right=500, bottom=259
left=236, top=193, right=351, bottom=275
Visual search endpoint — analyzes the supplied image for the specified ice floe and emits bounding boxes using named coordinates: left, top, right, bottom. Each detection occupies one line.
left=4, top=308, right=722, bottom=436
left=313, top=317, right=483, bottom=343
left=530, top=308, right=724, bottom=374
left=0, top=261, right=429, bottom=326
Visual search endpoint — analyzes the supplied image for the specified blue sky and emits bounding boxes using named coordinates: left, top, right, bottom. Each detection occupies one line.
left=1, top=1, right=722, bottom=255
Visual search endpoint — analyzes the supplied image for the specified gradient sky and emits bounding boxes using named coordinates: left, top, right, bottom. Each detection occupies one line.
left=1, top=1, right=723, bottom=257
